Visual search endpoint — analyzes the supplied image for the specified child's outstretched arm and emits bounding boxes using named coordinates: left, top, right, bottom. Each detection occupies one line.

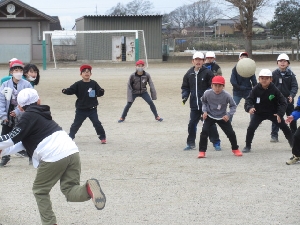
left=62, top=83, right=77, bottom=95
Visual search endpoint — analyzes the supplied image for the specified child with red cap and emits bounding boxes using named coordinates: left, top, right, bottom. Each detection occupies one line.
left=118, top=59, right=163, bottom=123
left=0, top=59, right=32, bottom=166
left=62, top=64, right=106, bottom=143
left=198, top=75, right=242, bottom=158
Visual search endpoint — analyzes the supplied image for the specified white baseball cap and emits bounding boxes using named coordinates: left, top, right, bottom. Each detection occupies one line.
left=277, top=53, right=289, bottom=61
left=258, top=69, right=272, bottom=77
left=9, top=58, right=18, bottom=63
left=205, top=51, right=215, bottom=58
left=17, top=88, right=39, bottom=107
left=193, top=52, right=205, bottom=59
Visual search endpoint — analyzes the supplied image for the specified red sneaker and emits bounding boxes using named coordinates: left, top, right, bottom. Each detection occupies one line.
left=86, top=178, right=106, bottom=210
left=101, top=139, right=106, bottom=144
left=232, top=149, right=243, bottom=156
left=197, top=151, right=206, bottom=158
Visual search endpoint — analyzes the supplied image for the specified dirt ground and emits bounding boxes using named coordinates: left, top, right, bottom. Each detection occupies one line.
left=1, top=60, right=300, bottom=225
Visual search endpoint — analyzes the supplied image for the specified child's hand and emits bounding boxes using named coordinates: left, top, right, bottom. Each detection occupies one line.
left=274, top=114, right=281, bottom=123
left=10, top=111, right=16, bottom=117
left=286, top=115, right=294, bottom=124
left=288, top=96, right=292, bottom=103
left=182, top=97, right=188, bottom=105
left=222, top=115, right=229, bottom=122
left=202, top=112, right=207, bottom=120
left=62, top=89, right=66, bottom=93
left=249, top=108, right=256, bottom=114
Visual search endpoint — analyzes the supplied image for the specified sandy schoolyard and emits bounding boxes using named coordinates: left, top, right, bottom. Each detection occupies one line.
left=0, top=60, right=300, bottom=225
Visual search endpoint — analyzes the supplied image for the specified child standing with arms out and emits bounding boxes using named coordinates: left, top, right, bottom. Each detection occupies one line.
left=181, top=52, right=221, bottom=151
left=0, top=88, right=106, bottom=225
left=0, top=60, right=32, bottom=166
left=198, top=76, right=242, bottom=158
left=118, top=60, right=163, bottom=123
left=62, top=64, right=106, bottom=143
left=243, top=69, right=293, bottom=153
left=270, top=53, right=298, bottom=142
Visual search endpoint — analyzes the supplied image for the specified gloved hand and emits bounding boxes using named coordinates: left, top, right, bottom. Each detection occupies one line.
left=182, top=97, right=188, bottom=105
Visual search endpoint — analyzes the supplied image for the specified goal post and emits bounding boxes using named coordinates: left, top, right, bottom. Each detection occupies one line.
left=42, top=30, right=148, bottom=70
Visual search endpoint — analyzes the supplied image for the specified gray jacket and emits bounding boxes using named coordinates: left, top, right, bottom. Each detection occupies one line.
left=127, top=71, right=157, bottom=102
left=0, top=79, right=32, bottom=120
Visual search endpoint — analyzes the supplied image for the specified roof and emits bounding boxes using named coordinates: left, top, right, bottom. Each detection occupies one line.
left=0, top=0, right=58, bottom=23
left=76, top=14, right=163, bottom=22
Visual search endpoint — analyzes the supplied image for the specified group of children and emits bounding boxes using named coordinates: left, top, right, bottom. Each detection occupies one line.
left=181, top=51, right=299, bottom=165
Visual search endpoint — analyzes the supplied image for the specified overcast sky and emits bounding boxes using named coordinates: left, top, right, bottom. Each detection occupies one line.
left=23, top=0, right=276, bottom=30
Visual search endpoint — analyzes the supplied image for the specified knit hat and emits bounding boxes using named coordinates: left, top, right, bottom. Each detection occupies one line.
left=136, top=60, right=145, bottom=66
left=80, top=64, right=92, bottom=72
left=17, top=88, right=39, bottom=107
left=10, top=60, right=24, bottom=68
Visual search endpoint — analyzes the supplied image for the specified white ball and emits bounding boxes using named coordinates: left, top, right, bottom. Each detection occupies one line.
left=236, top=58, right=256, bottom=78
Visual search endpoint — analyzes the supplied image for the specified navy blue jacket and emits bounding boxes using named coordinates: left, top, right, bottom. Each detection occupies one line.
left=181, top=66, right=213, bottom=110
left=230, top=65, right=257, bottom=98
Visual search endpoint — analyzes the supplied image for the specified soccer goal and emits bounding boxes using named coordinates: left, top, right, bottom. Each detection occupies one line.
left=42, top=30, right=148, bottom=70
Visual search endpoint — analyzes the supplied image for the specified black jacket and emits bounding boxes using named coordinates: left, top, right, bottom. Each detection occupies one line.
left=244, top=82, right=287, bottom=117
left=10, top=105, right=62, bottom=157
left=272, top=68, right=298, bottom=98
left=181, top=66, right=214, bottom=110
left=63, top=79, right=104, bottom=110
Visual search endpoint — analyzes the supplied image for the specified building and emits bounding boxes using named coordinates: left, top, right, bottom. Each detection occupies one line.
left=75, top=15, right=163, bottom=62
left=0, top=0, right=61, bottom=63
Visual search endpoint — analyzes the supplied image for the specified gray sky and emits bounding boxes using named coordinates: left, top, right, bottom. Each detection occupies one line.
left=23, top=0, right=276, bottom=30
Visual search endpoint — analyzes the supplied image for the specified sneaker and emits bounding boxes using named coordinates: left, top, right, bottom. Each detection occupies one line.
left=118, top=118, right=125, bottom=123
left=15, top=150, right=28, bottom=157
left=29, top=157, right=33, bottom=165
left=156, top=116, right=163, bottom=122
left=183, top=145, right=196, bottom=151
left=0, top=156, right=10, bottom=167
left=213, top=142, right=221, bottom=151
left=197, top=151, right=206, bottom=158
left=242, top=146, right=251, bottom=153
left=270, top=136, right=279, bottom=142
left=86, top=178, right=106, bottom=210
left=101, top=139, right=106, bottom=144
left=286, top=155, right=300, bottom=165
left=232, top=149, right=243, bottom=156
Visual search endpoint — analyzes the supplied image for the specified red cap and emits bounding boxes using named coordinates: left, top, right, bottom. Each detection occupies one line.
left=10, top=60, right=24, bottom=68
left=136, top=60, right=145, bottom=66
left=80, top=64, right=92, bottom=72
left=239, top=52, right=248, bottom=58
left=212, top=76, right=225, bottom=85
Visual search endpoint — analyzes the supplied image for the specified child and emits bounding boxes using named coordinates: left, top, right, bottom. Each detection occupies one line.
left=198, top=76, right=242, bottom=158
left=270, top=53, right=298, bottom=142
left=243, top=69, right=293, bottom=153
left=181, top=51, right=221, bottom=151
left=0, top=88, right=106, bottom=224
left=23, top=63, right=41, bottom=87
left=1, top=57, right=18, bottom=84
left=230, top=52, right=257, bottom=121
left=0, top=60, right=32, bottom=166
left=204, top=51, right=222, bottom=76
left=286, top=96, right=300, bottom=165
left=62, top=64, right=106, bottom=143
left=118, top=59, right=163, bottom=122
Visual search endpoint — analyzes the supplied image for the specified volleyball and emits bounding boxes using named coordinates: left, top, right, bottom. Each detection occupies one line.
left=236, top=58, right=256, bottom=78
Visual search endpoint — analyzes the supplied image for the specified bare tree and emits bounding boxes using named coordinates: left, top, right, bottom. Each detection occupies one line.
left=168, top=5, right=190, bottom=34
left=106, top=2, right=127, bottom=15
left=126, top=0, right=154, bottom=15
left=224, top=0, right=270, bottom=57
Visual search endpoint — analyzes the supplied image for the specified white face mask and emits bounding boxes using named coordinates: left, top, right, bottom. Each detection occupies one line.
left=28, top=76, right=36, bottom=81
left=136, top=67, right=144, bottom=73
left=13, top=72, right=23, bottom=80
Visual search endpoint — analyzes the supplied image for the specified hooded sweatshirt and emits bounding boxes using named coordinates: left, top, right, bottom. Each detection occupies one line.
left=0, top=105, right=78, bottom=168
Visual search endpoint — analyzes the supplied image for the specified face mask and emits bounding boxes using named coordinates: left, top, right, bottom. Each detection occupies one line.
left=13, top=72, right=23, bottom=80
left=28, top=76, right=36, bottom=81
left=137, top=67, right=144, bottom=73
